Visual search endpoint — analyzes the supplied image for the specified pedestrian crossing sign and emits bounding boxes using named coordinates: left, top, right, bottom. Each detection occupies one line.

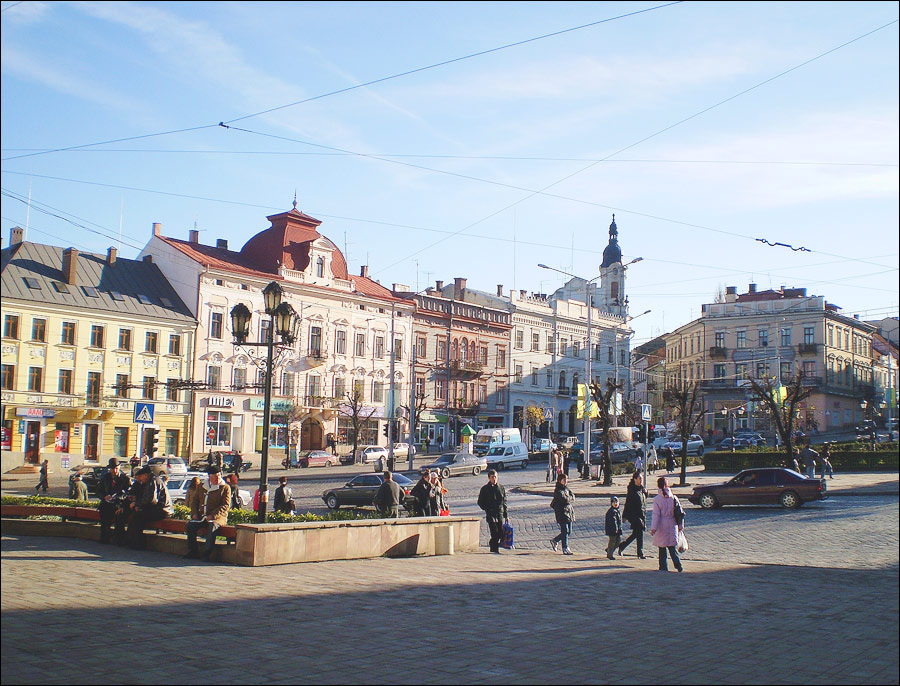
left=134, top=402, right=155, bottom=424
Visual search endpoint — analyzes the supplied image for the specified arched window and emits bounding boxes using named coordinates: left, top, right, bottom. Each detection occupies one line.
left=559, top=371, right=566, bottom=391
left=610, top=281, right=619, bottom=301
left=571, top=373, right=579, bottom=392
left=451, top=339, right=459, bottom=360
left=315, top=256, right=325, bottom=278
left=460, top=337, right=468, bottom=361
left=470, top=341, right=476, bottom=361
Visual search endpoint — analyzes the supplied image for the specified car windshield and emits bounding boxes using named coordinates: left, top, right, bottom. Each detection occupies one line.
left=436, top=455, right=455, bottom=463
left=393, top=474, right=414, bottom=486
left=487, top=447, right=504, bottom=456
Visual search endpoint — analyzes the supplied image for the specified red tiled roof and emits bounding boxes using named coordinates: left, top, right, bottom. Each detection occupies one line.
left=160, top=237, right=274, bottom=278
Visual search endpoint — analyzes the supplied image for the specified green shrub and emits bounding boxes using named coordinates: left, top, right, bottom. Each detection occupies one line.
left=1, top=495, right=99, bottom=508
left=702, top=450, right=899, bottom=472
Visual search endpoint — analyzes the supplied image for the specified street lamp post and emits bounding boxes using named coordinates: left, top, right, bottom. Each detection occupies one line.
left=230, top=281, right=300, bottom=523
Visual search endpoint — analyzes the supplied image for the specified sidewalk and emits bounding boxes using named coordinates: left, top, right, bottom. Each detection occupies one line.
left=515, top=465, right=900, bottom=498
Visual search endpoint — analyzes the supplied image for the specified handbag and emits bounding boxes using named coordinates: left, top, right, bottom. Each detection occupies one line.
left=500, top=521, right=515, bottom=549
left=673, top=497, right=685, bottom=526
left=439, top=508, right=450, bottom=517
left=677, top=529, right=689, bottom=553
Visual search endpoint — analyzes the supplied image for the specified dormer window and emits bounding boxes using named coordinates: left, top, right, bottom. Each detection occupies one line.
left=315, top=256, right=325, bottom=278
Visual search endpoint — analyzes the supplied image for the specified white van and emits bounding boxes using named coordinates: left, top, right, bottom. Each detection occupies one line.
left=485, top=442, right=529, bottom=470
left=473, top=428, right=521, bottom=457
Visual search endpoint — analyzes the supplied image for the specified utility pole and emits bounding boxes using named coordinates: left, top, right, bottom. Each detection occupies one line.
left=387, top=302, right=396, bottom=470
left=408, top=337, right=417, bottom=472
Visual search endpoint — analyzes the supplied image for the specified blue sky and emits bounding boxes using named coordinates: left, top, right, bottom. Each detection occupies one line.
left=2, top=1, right=898, bottom=345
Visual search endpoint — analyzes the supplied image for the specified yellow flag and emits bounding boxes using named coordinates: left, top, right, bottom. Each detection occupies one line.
left=576, top=384, right=599, bottom=418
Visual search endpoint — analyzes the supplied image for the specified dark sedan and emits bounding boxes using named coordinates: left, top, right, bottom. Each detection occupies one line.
left=322, top=473, right=416, bottom=512
left=717, top=438, right=753, bottom=450
left=689, top=468, right=827, bottom=509
left=74, top=466, right=112, bottom=495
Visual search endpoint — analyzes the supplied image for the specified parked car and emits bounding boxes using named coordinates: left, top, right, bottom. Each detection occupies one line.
left=392, top=443, right=417, bottom=458
left=717, top=437, right=753, bottom=450
left=734, top=432, right=767, bottom=446
left=660, top=435, right=705, bottom=456
left=189, top=451, right=251, bottom=473
left=146, top=456, right=188, bottom=477
left=322, top=472, right=416, bottom=511
left=422, top=452, right=488, bottom=478
left=589, top=441, right=637, bottom=464
left=167, top=472, right=252, bottom=509
left=532, top=438, right=557, bottom=453
left=688, top=468, right=827, bottom=509
left=338, top=445, right=388, bottom=465
left=484, top=442, right=530, bottom=470
left=73, top=466, right=114, bottom=495
left=298, top=450, right=337, bottom=468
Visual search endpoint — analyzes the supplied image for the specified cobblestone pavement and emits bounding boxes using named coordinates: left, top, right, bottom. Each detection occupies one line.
left=1, top=534, right=897, bottom=685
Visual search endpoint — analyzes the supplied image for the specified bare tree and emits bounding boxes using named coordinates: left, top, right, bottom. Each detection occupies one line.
left=663, top=382, right=705, bottom=486
left=400, top=391, right=428, bottom=446
left=589, top=378, right=623, bottom=486
left=747, top=369, right=812, bottom=460
left=337, top=387, right=378, bottom=464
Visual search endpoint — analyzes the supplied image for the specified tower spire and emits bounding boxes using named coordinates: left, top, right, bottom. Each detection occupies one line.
left=292, top=190, right=298, bottom=210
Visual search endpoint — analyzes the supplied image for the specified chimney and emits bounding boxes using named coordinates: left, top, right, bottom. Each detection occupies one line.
left=9, top=226, right=24, bottom=245
left=152, top=222, right=161, bottom=237
left=496, top=284, right=503, bottom=297
left=216, top=238, right=228, bottom=250
left=725, top=286, right=737, bottom=303
left=520, top=289, right=527, bottom=298
left=435, top=280, right=444, bottom=291
left=143, top=255, right=153, bottom=263
left=360, top=265, right=369, bottom=278
left=106, top=247, right=117, bottom=265
left=189, top=229, right=199, bottom=244
left=392, top=283, right=410, bottom=293
left=748, top=283, right=757, bottom=294
left=453, top=277, right=467, bottom=300
left=62, top=248, right=78, bottom=285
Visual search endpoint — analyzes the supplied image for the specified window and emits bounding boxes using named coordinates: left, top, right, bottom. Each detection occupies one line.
left=478, top=384, right=487, bottom=403
left=781, top=327, right=791, bottom=348
left=31, top=319, right=46, bottom=342
left=315, top=256, right=325, bottom=277
left=210, top=312, right=223, bottom=339
left=28, top=366, right=43, bottom=392
left=780, top=362, right=792, bottom=382
left=308, top=375, right=322, bottom=398
left=53, top=282, right=69, bottom=293
left=374, top=335, right=385, bottom=359
left=334, top=377, right=346, bottom=400
left=282, top=372, right=295, bottom=398
left=86, top=372, right=101, bottom=406
left=594, top=344, right=602, bottom=361
left=514, top=364, right=523, bottom=384
left=164, top=430, right=179, bottom=456
left=531, top=366, right=538, bottom=385
left=496, top=346, right=505, bottom=368
left=82, top=286, right=99, bottom=298
left=114, top=374, right=129, bottom=398
left=142, top=376, right=156, bottom=400
left=495, top=384, right=506, bottom=406
left=22, top=277, right=41, bottom=290
left=207, top=365, right=221, bottom=390
left=169, top=334, right=181, bottom=356
left=560, top=338, right=568, bottom=356
left=110, top=291, right=125, bottom=302
left=165, top=378, right=179, bottom=402
left=531, top=332, right=540, bottom=352
left=206, top=411, right=231, bottom=447
left=758, top=329, right=768, bottom=348
left=61, top=321, right=76, bottom=345
left=261, top=319, right=272, bottom=343
left=4, top=314, right=20, bottom=339
left=58, top=369, right=73, bottom=395
left=436, top=379, right=446, bottom=400
left=415, top=377, right=425, bottom=397
left=355, top=333, right=366, bottom=356
left=515, top=330, right=524, bottom=350
left=804, top=326, right=815, bottom=345
left=144, top=332, right=158, bottom=353
left=735, top=363, right=748, bottom=380
left=756, top=362, right=768, bottom=379
left=548, top=337, right=556, bottom=354
left=803, top=361, right=816, bottom=378
left=827, top=325, right=834, bottom=347
left=394, top=338, right=403, bottom=362
left=736, top=330, right=746, bottom=349
left=714, top=332, right=725, bottom=348
left=714, top=364, right=726, bottom=380
left=309, top=326, right=323, bottom=357
left=335, top=329, right=347, bottom=355
left=621, top=349, right=627, bottom=366
left=118, top=328, right=132, bottom=351
left=373, top=381, right=384, bottom=403
left=136, top=294, right=152, bottom=305
left=479, top=346, right=488, bottom=365
left=416, top=336, right=427, bottom=358
left=233, top=367, right=247, bottom=391
left=1, top=364, right=15, bottom=390
left=113, top=427, right=129, bottom=458
left=437, top=339, right=447, bottom=361
left=353, top=379, right=365, bottom=398
left=573, top=341, right=580, bottom=358
left=546, top=369, right=553, bottom=388
left=90, top=325, right=104, bottom=348
left=608, top=346, right=614, bottom=363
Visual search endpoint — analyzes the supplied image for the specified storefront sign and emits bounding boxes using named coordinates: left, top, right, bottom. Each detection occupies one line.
left=248, top=399, right=294, bottom=412
left=15, top=408, right=55, bottom=418
left=208, top=396, right=235, bottom=408
left=1, top=426, right=11, bottom=450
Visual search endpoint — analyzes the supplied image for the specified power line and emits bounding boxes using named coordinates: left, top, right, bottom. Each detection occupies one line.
left=1, top=1, right=25, bottom=11
left=0, top=2, right=682, bottom=163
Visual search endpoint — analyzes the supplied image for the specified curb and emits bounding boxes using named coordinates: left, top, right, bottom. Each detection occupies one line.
left=512, top=486, right=898, bottom=499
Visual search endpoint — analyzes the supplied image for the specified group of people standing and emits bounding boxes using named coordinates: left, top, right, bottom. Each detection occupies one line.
left=790, top=442, right=835, bottom=479
left=410, top=470, right=448, bottom=517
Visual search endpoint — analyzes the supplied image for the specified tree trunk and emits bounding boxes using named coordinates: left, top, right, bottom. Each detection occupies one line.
left=679, top=439, right=688, bottom=486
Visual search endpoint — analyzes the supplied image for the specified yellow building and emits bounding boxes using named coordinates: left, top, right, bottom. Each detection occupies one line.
left=1, top=229, right=196, bottom=473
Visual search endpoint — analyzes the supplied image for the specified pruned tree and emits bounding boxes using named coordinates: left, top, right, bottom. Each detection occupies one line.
left=589, top=378, right=623, bottom=486
left=400, top=391, right=428, bottom=445
left=337, top=387, right=377, bottom=463
left=663, top=382, right=705, bottom=486
left=747, top=369, right=812, bottom=459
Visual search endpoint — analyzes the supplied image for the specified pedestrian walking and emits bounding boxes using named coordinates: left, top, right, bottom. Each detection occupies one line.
left=801, top=444, right=818, bottom=479
left=35, top=459, right=49, bottom=493
left=563, top=449, right=572, bottom=477
left=374, top=471, right=404, bottom=518
left=477, top=469, right=508, bottom=553
left=550, top=449, right=561, bottom=481
left=650, top=476, right=684, bottom=573
left=634, top=450, right=644, bottom=475
left=792, top=447, right=802, bottom=474
left=665, top=448, right=675, bottom=474
left=618, top=471, right=648, bottom=559
left=820, top=443, right=835, bottom=479
left=326, top=432, right=337, bottom=456
left=605, top=496, right=623, bottom=560
left=647, top=445, right=658, bottom=474
left=231, top=452, right=243, bottom=474
left=549, top=473, right=575, bottom=555
left=71, top=472, right=89, bottom=502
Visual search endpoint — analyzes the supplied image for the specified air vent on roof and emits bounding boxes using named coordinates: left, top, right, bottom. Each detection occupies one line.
left=160, top=297, right=173, bottom=307
left=137, top=294, right=153, bottom=305
left=23, top=277, right=41, bottom=290
left=82, top=286, right=99, bottom=298
left=52, top=282, right=69, bottom=293
left=110, top=291, right=125, bottom=301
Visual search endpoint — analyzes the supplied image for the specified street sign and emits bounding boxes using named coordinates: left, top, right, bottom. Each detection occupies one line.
left=134, top=402, right=155, bottom=424
left=641, top=404, right=652, bottom=422
left=543, top=407, right=553, bottom=420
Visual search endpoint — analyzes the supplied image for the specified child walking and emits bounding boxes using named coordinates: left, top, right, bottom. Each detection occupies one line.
left=605, top=496, right=623, bottom=560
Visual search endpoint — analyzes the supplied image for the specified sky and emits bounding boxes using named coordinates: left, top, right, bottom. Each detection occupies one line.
left=2, top=1, right=898, bottom=347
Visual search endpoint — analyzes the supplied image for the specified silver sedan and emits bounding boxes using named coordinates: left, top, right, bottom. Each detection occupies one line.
left=422, top=452, right=488, bottom=478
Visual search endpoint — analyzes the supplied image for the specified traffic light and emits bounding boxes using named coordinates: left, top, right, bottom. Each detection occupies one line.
left=147, top=427, right=159, bottom=458
left=383, top=423, right=390, bottom=439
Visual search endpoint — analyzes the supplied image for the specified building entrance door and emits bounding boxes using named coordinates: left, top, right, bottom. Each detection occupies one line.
left=301, top=420, right=324, bottom=450
left=84, top=423, right=99, bottom=461
left=25, top=421, right=41, bottom=463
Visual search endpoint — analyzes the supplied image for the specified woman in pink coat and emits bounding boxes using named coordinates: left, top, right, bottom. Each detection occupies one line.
left=650, top=476, right=684, bottom=572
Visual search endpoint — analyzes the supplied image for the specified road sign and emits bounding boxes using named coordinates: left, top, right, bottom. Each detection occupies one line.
left=543, top=407, right=554, bottom=420
left=641, top=404, right=652, bottom=422
left=134, top=402, right=155, bottom=424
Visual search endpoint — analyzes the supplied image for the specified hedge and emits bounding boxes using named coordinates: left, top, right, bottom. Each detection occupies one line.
left=702, top=450, right=899, bottom=473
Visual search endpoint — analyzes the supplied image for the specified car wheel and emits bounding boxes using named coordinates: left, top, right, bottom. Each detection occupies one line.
left=696, top=445, right=704, bottom=456
left=441, top=467, right=451, bottom=479
left=325, top=494, right=340, bottom=510
left=780, top=491, right=802, bottom=509
left=300, top=461, right=309, bottom=468
left=698, top=493, right=718, bottom=509
left=472, top=466, right=481, bottom=476
left=521, top=460, right=529, bottom=469
left=325, top=461, right=333, bottom=468
left=498, top=462, right=506, bottom=470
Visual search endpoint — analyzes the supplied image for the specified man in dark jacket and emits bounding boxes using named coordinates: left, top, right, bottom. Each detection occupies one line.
left=373, top=471, right=404, bottom=518
left=97, top=458, right=132, bottom=544
left=410, top=471, right=433, bottom=517
left=605, top=496, right=623, bottom=560
left=618, top=471, right=647, bottom=559
left=125, top=467, right=173, bottom=549
left=273, top=476, right=294, bottom=514
left=549, top=474, right=575, bottom=554
left=477, top=470, right=508, bottom=553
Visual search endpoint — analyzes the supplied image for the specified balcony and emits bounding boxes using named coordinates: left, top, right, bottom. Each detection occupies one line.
left=557, top=386, right=570, bottom=396
left=800, top=376, right=824, bottom=388
left=700, top=379, right=734, bottom=390
left=303, top=395, right=341, bottom=409
left=709, top=346, right=727, bottom=360
left=305, top=351, right=327, bottom=367
left=451, top=359, right=483, bottom=372
left=797, top=343, right=819, bottom=355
